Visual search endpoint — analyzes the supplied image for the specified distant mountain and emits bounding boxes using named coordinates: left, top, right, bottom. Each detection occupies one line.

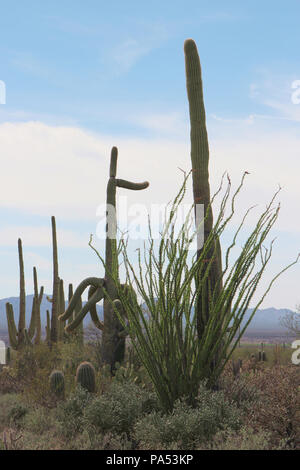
left=0, top=294, right=103, bottom=331
left=0, top=295, right=295, bottom=336
left=239, top=307, right=294, bottom=333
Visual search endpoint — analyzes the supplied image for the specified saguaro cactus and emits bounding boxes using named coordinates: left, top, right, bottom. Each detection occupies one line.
left=33, top=267, right=44, bottom=345
left=59, top=146, right=149, bottom=372
left=184, top=39, right=224, bottom=343
left=6, top=239, right=43, bottom=349
left=67, top=283, right=84, bottom=345
left=50, top=216, right=60, bottom=343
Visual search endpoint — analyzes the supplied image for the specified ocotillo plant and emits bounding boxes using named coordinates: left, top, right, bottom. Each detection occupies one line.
left=184, top=39, right=224, bottom=346
left=59, top=146, right=149, bottom=371
left=6, top=239, right=43, bottom=349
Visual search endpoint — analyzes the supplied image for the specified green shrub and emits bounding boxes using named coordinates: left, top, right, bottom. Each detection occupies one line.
left=56, top=386, right=92, bottom=439
left=0, top=394, right=22, bottom=429
left=206, top=426, right=285, bottom=450
left=84, top=381, right=159, bottom=436
left=8, top=403, right=29, bottom=427
left=134, top=382, right=241, bottom=450
left=219, top=368, right=262, bottom=412
left=23, top=407, right=56, bottom=435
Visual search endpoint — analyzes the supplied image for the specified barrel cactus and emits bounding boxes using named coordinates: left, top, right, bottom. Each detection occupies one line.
left=49, top=370, right=65, bottom=398
left=75, top=362, right=96, bottom=393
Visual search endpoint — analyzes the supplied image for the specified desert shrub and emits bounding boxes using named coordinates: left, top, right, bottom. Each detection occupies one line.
left=22, top=407, right=56, bottom=434
left=204, top=426, right=281, bottom=450
left=0, top=368, right=22, bottom=394
left=133, top=382, right=241, bottom=450
left=8, top=344, right=62, bottom=388
left=0, top=394, right=23, bottom=429
left=55, top=385, right=92, bottom=439
left=84, top=381, right=160, bottom=436
left=244, top=365, right=300, bottom=447
left=8, top=403, right=29, bottom=428
left=220, top=363, right=262, bottom=412
left=66, top=429, right=133, bottom=451
left=22, top=368, right=59, bottom=408
left=0, top=428, right=23, bottom=450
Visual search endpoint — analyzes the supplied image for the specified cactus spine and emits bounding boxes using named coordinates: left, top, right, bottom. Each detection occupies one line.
left=49, top=370, right=65, bottom=398
left=75, top=361, right=96, bottom=392
left=59, top=147, right=149, bottom=372
left=184, top=39, right=224, bottom=355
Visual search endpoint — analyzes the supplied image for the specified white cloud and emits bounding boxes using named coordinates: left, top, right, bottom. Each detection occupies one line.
left=0, top=224, right=87, bottom=248
left=0, top=118, right=300, bottom=235
left=0, top=115, right=300, bottom=308
left=105, top=22, right=169, bottom=74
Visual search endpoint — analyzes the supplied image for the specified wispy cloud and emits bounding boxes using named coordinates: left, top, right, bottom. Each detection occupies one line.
left=105, top=22, right=170, bottom=74
left=11, top=52, right=51, bottom=79
left=249, top=68, right=300, bottom=122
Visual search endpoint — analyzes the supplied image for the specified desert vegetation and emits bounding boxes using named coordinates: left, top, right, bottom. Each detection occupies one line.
left=0, top=39, right=299, bottom=451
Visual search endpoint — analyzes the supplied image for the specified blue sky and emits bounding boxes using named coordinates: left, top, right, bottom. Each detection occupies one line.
left=0, top=1, right=300, bottom=309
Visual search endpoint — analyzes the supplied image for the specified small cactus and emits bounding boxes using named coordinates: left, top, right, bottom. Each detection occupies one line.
left=232, top=358, right=242, bottom=378
left=75, top=362, right=96, bottom=393
left=5, top=347, right=11, bottom=365
left=258, top=351, right=262, bottom=361
left=49, top=370, right=65, bottom=398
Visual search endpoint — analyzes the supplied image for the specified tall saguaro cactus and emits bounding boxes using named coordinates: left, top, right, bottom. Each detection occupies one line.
left=184, top=39, right=223, bottom=342
left=17, top=238, right=26, bottom=346
left=6, top=240, right=43, bottom=349
left=32, top=267, right=44, bottom=344
left=59, top=146, right=149, bottom=371
left=50, top=216, right=60, bottom=343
